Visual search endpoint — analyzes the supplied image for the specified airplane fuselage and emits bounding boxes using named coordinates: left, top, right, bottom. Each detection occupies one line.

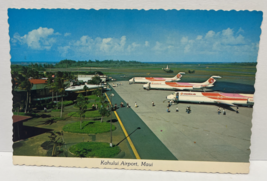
left=167, top=92, right=254, bottom=106
left=129, top=77, right=180, bottom=84
left=143, top=81, right=214, bottom=90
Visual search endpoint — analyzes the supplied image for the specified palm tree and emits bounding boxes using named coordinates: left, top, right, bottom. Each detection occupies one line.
left=92, top=89, right=102, bottom=97
left=83, top=85, right=88, bottom=96
left=75, top=94, right=89, bottom=129
left=45, top=73, right=55, bottom=103
left=18, top=79, right=33, bottom=113
left=21, top=66, right=29, bottom=78
left=54, top=72, right=67, bottom=118
left=98, top=107, right=110, bottom=123
left=99, top=95, right=106, bottom=106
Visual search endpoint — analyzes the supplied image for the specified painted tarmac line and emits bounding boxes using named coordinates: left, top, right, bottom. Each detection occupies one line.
left=105, top=93, right=141, bottom=159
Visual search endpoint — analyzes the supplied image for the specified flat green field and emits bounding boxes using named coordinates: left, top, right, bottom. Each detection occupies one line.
left=46, top=63, right=256, bottom=85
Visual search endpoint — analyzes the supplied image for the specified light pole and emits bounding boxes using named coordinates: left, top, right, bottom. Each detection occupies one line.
left=116, top=127, right=141, bottom=146
left=110, top=93, right=114, bottom=147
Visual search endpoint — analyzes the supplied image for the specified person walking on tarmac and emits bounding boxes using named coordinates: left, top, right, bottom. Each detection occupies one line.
left=223, top=108, right=226, bottom=115
left=218, top=108, right=221, bottom=115
left=152, top=101, right=155, bottom=107
left=167, top=106, right=170, bottom=112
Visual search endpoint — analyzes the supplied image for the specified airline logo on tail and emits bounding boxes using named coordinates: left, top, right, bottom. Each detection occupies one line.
left=175, top=72, right=185, bottom=79
left=208, top=77, right=215, bottom=84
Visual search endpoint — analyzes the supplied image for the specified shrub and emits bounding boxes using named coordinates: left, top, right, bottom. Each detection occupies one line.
left=69, top=142, right=120, bottom=158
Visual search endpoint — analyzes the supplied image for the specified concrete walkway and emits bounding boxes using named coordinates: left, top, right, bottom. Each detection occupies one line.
left=107, top=84, right=177, bottom=160
left=111, top=81, right=252, bottom=162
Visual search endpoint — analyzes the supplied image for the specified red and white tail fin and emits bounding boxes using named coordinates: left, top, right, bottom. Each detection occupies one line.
left=203, top=76, right=221, bottom=85
left=173, top=72, right=185, bottom=79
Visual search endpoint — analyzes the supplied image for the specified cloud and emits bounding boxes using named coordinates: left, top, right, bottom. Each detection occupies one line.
left=64, top=33, right=71, bottom=37
left=127, top=42, right=140, bottom=52
left=196, top=35, right=202, bottom=40
left=99, top=36, right=126, bottom=53
left=184, top=44, right=190, bottom=53
left=54, top=27, right=258, bottom=59
left=12, top=27, right=58, bottom=50
left=59, top=35, right=129, bottom=56
left=205, top=30, right=215, bottom=38
left=152, top=41, right=168, bottom=51
left=58, top=45, right=71, bottom=57
left=176, top=28, right=257, bottom=56
left=221, top=28, right=245, bottom=45
left=237, top=27, right=245, bottom=34
left=181, top=37, right=188, bottom=44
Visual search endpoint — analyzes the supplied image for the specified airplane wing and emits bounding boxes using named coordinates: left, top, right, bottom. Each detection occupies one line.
left=214, top=101, right=235, bottom=107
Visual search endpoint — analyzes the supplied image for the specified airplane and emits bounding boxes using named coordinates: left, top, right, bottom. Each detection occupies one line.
left=129, top=72, right=185, bottom=84
left=166, top=91, right=254, bottom=107
left=143, top=76, right=221, bottom=91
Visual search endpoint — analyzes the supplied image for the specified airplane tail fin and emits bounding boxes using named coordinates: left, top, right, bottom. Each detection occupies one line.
left=203, top=76, right=221, bottom=85
left=173, top=72, right=185, bottom=79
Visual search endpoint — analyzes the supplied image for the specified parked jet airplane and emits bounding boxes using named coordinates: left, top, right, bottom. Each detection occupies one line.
left=166, top=91, right=254, bottom=107
left=129, top=72, right=185, bottom=84
left=143, top=76, right=221, bottom=90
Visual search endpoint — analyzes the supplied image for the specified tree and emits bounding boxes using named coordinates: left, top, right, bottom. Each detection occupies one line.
left=83, top=85, right=88, bottom=96
left=48, top=131, right=65, bottom=156
left=18, top=78, right=33, bottom=113
left=88, top=76, right=101, bottom=84
left=99, top=95, right=106, bottom=105
left=75, top=94, right=89, bottom=129
left=98, top=107, right=110, bottom=123
left=12, top=91, right=24, bottom=115
left=92, top=89, right=102, bottom=97
left=45, top=73, right=55, bottom=103
left=54, top=72, right=67, bottom=118
left=21, top=66, right=30, bottom=78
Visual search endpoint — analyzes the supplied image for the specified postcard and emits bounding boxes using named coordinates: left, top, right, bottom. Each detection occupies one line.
left=10, top=9, right=262, bottom=173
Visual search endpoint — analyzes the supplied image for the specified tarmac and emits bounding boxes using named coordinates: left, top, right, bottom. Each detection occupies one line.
left=109, top=81, right=252, bottom=162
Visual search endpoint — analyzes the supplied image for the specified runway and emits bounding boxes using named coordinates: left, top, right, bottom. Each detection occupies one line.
left=110, top=81, right=252, bottom=162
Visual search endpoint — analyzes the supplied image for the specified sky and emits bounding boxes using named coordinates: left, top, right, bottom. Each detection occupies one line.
left=8, top=9, right=263, bottom=63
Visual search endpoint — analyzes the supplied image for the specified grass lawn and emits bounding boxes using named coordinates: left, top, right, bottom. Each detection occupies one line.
left=62, top=120, right=116, bottom=134
left=69, top=142, right=120, bottom=158
left=68, top=110, right=102, bottom=118
left=85, top=95, right=100, bottom=101
left=57, top=100, right=73, bottom=107
left=51, top=109, right=61, bottom=112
